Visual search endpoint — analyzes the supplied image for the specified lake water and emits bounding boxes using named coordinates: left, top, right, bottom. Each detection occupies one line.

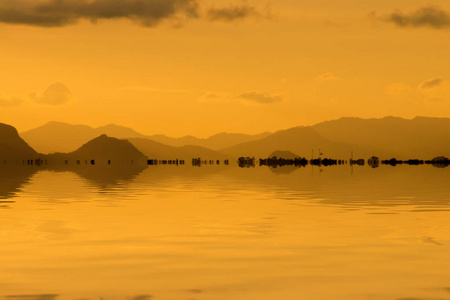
left=0, top=164, right=450, bottom=300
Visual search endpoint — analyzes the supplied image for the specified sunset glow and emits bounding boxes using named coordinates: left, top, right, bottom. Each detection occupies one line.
left=2, top=0, right=450, bottom=137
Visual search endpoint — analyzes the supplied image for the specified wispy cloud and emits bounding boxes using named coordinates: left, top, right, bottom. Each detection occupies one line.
left=131, top=295, right=153, bottom=300
left=0, top=94, right=23, bottom=107
left=420, top=77, right=445, bottom=89
left=316, top=72, right=339, bottom=81
left=207, top=3, right=270, bottom=22
left=198, top=90, right=283, bottom=105
left=119, top=86, right=199, bottom=94
left=0, top=0, right=199, bottom=27
left=236, top=91, right=283, bottom=104
left=381, top=5, right=450, bottom=29
left=197, top=92, right=229, bottom=103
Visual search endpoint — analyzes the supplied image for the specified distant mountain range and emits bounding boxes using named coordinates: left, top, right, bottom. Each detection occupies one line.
left=220, top=127, right=354, bottom=158
left=20, top=121, right=270, bottom=154
left=5, top=116, right=450, bottom=162
left=147, top=132, right=272, bottom=149
left=128, top=138, right=226, bottom=160
left=20, top=122, right=148, bottom=154
left=311, top=116, right=450, bottom=159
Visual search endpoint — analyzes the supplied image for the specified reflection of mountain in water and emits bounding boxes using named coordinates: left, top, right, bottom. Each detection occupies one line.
left=0, top=163, right=147, bottom=202
left=137, top=164, right=228, bottom=183
left=268, top=165, right=299, bottom=175
left=211, top=165, right=450, bottom=210
left=47, top=164, right=147, bottom=189
left=0, top=166, right=38, bottom=205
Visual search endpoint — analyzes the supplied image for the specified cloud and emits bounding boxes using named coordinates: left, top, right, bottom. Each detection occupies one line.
left=420, top=77, right=445, bottom=89
left=207, top=3, right=270, bottom=22
left=186, top=289, right=203, bottom=294
left=316, top=72, right=338, bottom=81
left=385, top=83, right=415, bottom=96
left=198, top=90, right=283, bottom=104
left=421, top=236, right=443, bottom=246
left=198, top=92, right=226, bottom=102
left=382, top=6, right=450, bottom=29
left=0, top=0, right=199, bottom=28
left=119, top=86, right=198, bottom=94
left=0, top=94, right=23, bottom=107
left=4, top=295, right=58, bottom=300
left=385, top=77, right=450, bottom=104
left=236, top=91, right=283, bottom=104
left=30, top=82, right=71, bottom=105
left=131, top=295, right=153, bottom=300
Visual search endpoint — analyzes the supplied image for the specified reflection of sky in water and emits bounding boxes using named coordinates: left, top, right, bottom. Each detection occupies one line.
left=0, top=165, right=449, bottom=299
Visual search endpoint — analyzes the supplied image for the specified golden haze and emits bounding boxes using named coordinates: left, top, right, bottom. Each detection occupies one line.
left=1, top=0, right=450, bottom=137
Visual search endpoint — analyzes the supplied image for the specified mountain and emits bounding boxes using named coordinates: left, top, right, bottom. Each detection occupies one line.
left=312, top=116, right=450, bottom=159
left=47, top=134, right=148, bottom=166
left=20, top=122, right=97, bottom=154
left=220, top=127, right=381, bottom=159
left=95, top=123, right=147, bottom=139
left=0, top=123, right=38, bottom=161
left=147, top=132, right=271, bottom=150
left=268, top=150, right=300, bottom=159
left=221, top=116, right=450, bottom=159
left=21, top=122, right=271, bottom=154
left=20, top=122, right=147, bottom=154
left=128, top=138, right=228, bottom=160
left=18, top=117, right=450, bottom=160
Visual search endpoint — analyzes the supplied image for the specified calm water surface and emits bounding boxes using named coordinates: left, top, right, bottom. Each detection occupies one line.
left=0, top=164, right=449, bottom=300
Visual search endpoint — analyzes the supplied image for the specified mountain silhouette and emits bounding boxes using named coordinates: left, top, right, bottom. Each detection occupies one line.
left=0, top=123, right=38, bottom=162
left=220, top=127, right=375, bottom=159
left=147, top=132, right=271, bottom=150
left=268, top=150, right=300, bottom=159
left=21, top=122, right=271, bottom=154
left=312, top=116, right=450, bottom=159
left=128, top=138, right=228, bottom=160
left=47, top=134, right=148, bottom=166
left=0, top=123, right=148, bottom=194
left=17, top=117, right=450, bottom=160
left=94, top=123, right=147, bottom=139
left=20, top=121, right=147, bottom=154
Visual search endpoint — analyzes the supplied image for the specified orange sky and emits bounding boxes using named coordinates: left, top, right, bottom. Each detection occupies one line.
left=1, top=0, right=450, bottom=137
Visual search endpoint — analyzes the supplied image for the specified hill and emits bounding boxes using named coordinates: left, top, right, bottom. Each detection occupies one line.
left=128, top=138, right=228, bottom=161
left=47, top=134, right=148, bottom=166
left=0, top=123, right=38, bottom=161
left=268, top=150, right=301, bottom=159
